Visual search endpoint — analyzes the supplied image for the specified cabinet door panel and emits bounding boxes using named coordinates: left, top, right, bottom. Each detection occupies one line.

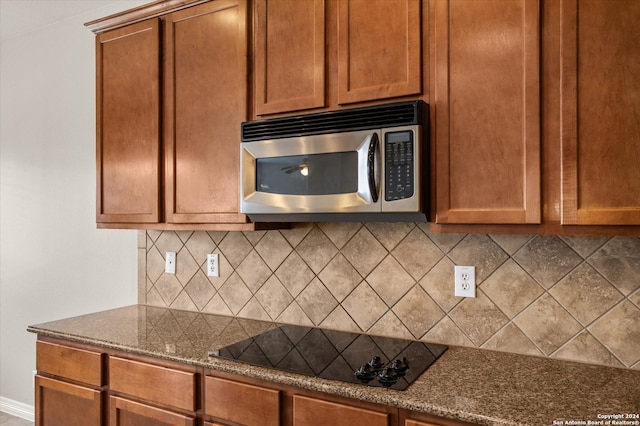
left=338, top=0, right=421, bottom=104
left=293, top=395, right=390, bottom=426
left=35, top=375, right=102, bottom=426
left=205, top=376, right=280, bottom=426
left=560, top=0, right=640, bottom=224
left=433, top=0, right=540, bottom=224
left=164, top=0, right=249, bottom=223
left=37, top=341, right=103, bottom=387
left=96, top=19, right=161, bottom=223
left=254, top=0, right=325, bottom=115
left=109, top=396, right=195, bottom=426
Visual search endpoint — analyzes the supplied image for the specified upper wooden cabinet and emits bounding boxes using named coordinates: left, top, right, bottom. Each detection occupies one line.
left=253, top=0, right=424, bottom=117
left=560, top=0, right=640, bottom=225
left=432, top=0, right=540, bottom=224
left=91, top=0, right=256, bottom=230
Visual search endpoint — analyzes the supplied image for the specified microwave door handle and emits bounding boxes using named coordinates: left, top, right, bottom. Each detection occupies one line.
left=367, top=133, right=379, bottom=202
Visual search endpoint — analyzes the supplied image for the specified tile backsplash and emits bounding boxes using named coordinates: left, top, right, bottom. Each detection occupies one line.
left=139, top=224, right=640, bottom=370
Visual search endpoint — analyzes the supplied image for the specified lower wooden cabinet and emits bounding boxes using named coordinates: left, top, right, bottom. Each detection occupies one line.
left=109, top=396, right=196, bottom=426
left=35, top=375, right=103, bottom=426
left=292, top=395, right=390, bottom=426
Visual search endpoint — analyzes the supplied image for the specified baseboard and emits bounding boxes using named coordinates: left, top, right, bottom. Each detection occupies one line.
left=0, top=396, right=35, bottom=421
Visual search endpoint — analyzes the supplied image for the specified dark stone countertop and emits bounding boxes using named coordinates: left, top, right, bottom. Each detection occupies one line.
left=28, top=305, right=640, bottom=426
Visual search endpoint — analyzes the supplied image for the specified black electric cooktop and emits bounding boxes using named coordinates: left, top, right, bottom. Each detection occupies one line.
left=209, top=324, right=447, bottom=391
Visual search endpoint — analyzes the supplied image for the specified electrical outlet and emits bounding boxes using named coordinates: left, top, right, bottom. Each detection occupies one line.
left=454, top=265, right=476, bottom=297
left=165, top=252, right=176, bottom=274
left=207, top=253, right=219, bottom=277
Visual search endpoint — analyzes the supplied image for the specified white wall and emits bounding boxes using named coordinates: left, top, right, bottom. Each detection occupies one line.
left=0, top=0, right=148, bottom=414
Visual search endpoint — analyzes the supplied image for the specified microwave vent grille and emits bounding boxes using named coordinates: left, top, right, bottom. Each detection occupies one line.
left=242, top=101, right=425, bottom=141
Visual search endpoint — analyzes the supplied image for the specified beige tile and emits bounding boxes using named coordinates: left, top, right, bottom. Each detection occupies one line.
left=588, top=237, right=640, bottom=295
left=423, top=316, right=474, bottom=347
left=560, top=235, right=610, bottom=258
left=318, top=253, right=362, bottom=302
left=320, top=306, right=361, bottom=333
left=365, top=222, right=415, bottom=251
left=275, top=252, right=315, bottom=297
left=218, top=232, right=252, bottom=268
left=279, top=223, right=314, bottom=247
left=553, top=331, right=624, bottom=368
left=146, top=286, right=166, bottom=307
left=481, top=323, right=543, bottom=357
left=295, top=226, right=338, bottom=273
left=630, top=287, right=640, bottom=308
left=342, top=227, right=388, bottom=277
left=449, top=292, right=510, bottom=346
left=550, top=263, right=623, bottom=325
left=138, top=248, right=147, bottom=304
left=276, top=301, right=314, bottom=327
left=243, top=229, right=267, bottom=245
left=176, top=231, right=193, bottom=243
left=513, top=236, right=582, bottom=289
left=154, top=274, right=184, bottom=306
left=236, top=250, right=272, bottom=293
left=341, top=281, right=388, bottom=331
left=420, top=257, right=462, bottom=313
left=449, top=234, right=508, bottom=283
left=368, top=311, right=414, bottom=339
left=514, top=293, right=582, bottom=355
left=238, top=297, right=271, bottom=322
left=176, top=247, right=199, bottom=285
left=481, top=259, right=544, bottom=318
left=206, top=230, right=228, bottom=245
left=184, top=270, right=216, bottom=310
left=391, top=227, right=443, bottom=281
left=184, top=232, right=216, bottom=264
left=217, top=273, right=252, bottom=315
left=419, top=225, right=464, bottom=253
left=255, top=230, right=292, bottom=270
left=366, top=255, right=415, bottom=307
left=489, top=234, right=533, bottom=256
left=255, top=275, right=293, bottom=320
left=147, top=230, right=162, bottom=242
left=392, top=285, right=444, bottom=339
left=589, top=300, right=640, bottom=367
left=202, top=293, right=233, bottom=317
left=318, top=222, right=362, bottom=249
left=154, top=231, right=184, bottom=255
left=296, top=278, right=339, bottom=325
left=146, top=246, right=166, bottom=283
left=170, top=290, right=198, bottom=311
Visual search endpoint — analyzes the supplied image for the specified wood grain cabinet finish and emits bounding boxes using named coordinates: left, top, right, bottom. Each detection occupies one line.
left=164, top=0, right=250, bottom=224
left=560, top=0, right=640, bottom=225
left=109, top=356, right=197, bottom=412
left=109, top=396, right=196, bottom=426
left=254, top=0, right=326, bottom=115
left=433, top=0, right=541, bottom=224
left=204, top=376, right=281, bottom=426
left=36, top=341, right=103, bottom=387
left=337, top=0, right=422, bottom=105
left=35, top=375, right=103, bottom=426
left=95, top=19, right=161, bottom=224
left=292, top=394, right=390, bottom=426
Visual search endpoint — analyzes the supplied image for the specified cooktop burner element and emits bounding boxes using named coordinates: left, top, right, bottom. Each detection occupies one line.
left=209, top=324, right=447, bottom=391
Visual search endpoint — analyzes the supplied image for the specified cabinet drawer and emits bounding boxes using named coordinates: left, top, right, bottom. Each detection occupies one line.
left=35, top=375, right=102, bottom=425
left=109, top=356, right=196, bottom=411
left=293, top=395, right=390, bottom=426
left=205, top=376, right=280, bottom=426
left=109, top=396, right=196, bottom=426
left=36, top=341, right=103, bottom=387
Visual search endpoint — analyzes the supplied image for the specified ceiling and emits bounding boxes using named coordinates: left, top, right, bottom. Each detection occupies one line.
left=0, top=0, right=146, bottom=43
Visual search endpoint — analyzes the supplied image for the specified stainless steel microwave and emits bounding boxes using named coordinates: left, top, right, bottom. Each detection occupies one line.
left=240, top=101, right=429, bottom=222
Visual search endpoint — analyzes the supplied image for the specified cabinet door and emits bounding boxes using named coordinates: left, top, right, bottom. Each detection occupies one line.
left=109, top=396, right=195, bottom=426
left=164, top=0, right=249, bottom=224
left=560, top=0, right=640, bottom=224
left=96, top=19, right=161, bottom=224
left=433, top=0, right=540, bottom=224
left=337, top=0, right=421, bottom=104
left=254, top=0, right=326, bottom=115
left=292, top=395, right=390, bottom=426
left=35, top=375, right=102, bottom=426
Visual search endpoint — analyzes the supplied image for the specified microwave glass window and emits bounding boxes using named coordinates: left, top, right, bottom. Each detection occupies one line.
left=256, top=152, right=358, bottom=195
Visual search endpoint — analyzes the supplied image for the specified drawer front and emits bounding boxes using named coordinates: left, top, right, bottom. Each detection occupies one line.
left=35, top=375, right=103, bottom=425
left=109, top=356, right=196, bottom=411
left=36, top=341, right=103, bottom=387
left=293, top=395, right=390, bottom=426
left=205, top=376, right=280, bottom=426
left=109, top=396, right=196, bottom=426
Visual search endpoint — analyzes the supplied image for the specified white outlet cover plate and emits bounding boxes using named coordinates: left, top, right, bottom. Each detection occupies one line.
left=165, top=252, right=176, bottom=274
left=207, top=253, right=219, bottom=277
left=454, top=265, right=476, bottom=298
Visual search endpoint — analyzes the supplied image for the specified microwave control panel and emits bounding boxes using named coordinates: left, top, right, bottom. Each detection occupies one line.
left=384, top=131, right=414, bottom=202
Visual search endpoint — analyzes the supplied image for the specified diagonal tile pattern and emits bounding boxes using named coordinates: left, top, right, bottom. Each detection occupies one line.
left=142, top=226, right=640, bottom=370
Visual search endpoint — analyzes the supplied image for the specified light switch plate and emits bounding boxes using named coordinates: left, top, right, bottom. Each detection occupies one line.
left=454, top=265, right=476, bottom=297
left=165, top=252, right=176, bottom=274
